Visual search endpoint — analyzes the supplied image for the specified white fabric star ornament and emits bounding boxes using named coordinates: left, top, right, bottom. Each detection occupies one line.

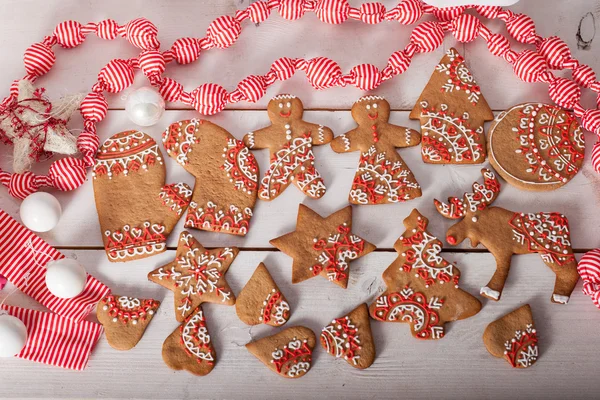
left=0, top=80, right=83, bottom=173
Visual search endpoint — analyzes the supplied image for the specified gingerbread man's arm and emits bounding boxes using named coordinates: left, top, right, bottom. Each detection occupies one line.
left=386, top=125, right=421, bottom=148
left=330, top=128, right=362, bottom=153
left=300, top=121, right=334, bottom=145
left=242, top=124, right=279, bottom=150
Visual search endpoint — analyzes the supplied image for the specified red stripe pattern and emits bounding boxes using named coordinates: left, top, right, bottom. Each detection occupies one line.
left=1, top=305, right=103, bottom=370
left=0, top=210, right=110, bottom=323
left=578, top=249, right=600, bottom=309
left=54, top=21, right=85, bottom=48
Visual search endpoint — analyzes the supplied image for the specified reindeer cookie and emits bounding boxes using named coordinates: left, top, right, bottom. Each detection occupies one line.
left=93, top=130, right=192, bottom=262
left=435, top=169, right=579, bottom=304
left=331, top=96, right=422, bottom=205
left=163, top=119, right=259, bottom=236
left=369, top=209, right=481, bottom=340
left=243, top=95, right=333, bottom=200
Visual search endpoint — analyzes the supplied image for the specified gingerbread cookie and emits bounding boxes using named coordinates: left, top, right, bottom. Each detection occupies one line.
left=410, top=48, right=493, bottom=164
left=435, top=168, right=579, bottom=303
left=162, top=306, right=216, bottom=376
left=330, top=96, right=422, bottom=204
left=96, top=294, right=160, bottom=351
left=242, top=94, right=333, bottom=201
left=369, top=209, right=481, bottom=340
left=488, top=103, right=585, bottom=191
left=483, top=304, right=538, bottom=368
left=148, top=231, right=238, bottom=322
left=270, top=204, right=376, bottom=288
left=236, top=262, right=290, bottom=326
left=246, top=326, right=316, bottom=379
left=321, top=303, right=375, bottom=369
left=163, top=119, right=258, bottom=236
left=93, top=130, right=192, bottom=262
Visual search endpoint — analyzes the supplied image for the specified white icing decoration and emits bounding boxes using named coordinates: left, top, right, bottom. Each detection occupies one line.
left=480, top=286, right=500, bottom=300
left=181, top=310, right=214, bottom=363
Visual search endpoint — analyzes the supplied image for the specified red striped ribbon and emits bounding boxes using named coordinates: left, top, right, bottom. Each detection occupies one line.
left=1, top=305, right=103, bottom=370
left=578, top=249, right=600, bottom=309
left=0, top=209, right=110, bottom=323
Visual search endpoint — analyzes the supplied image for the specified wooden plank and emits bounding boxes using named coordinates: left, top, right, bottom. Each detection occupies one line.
left=0, top=249, right=598, bottom=399
left=0, top=0, right=597, bottom=111
left=1, top=109, right=598, bottom=250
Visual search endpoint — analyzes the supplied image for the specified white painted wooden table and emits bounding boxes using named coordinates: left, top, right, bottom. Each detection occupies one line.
left=1, top=1, right=600, bottom=399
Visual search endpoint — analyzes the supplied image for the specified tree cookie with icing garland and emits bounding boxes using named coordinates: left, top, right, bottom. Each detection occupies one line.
left=321, top=303, right=375, bottom=369
left=435, top=168, right=579, bottom=304
left=270, top=204, right=376, bottom=288
left=483, top=304, right=538, bottom=368
left=369, top=209, right=481, bottom=340
left=236, top=262, right=291, bottom=327
left=163, top=119, right=259, bottom=236
left=242, top=94, right=334, bottom=201
left=331, top=96, right=422, bottom=205
left=96, top=294, right=160, bottom=351
left=162, top=306, right=216, bottom=376
left=246, top=326, right=316, bottom=379
left=93, top=130, right=192, bottom=262
left=410, top=47, right=493, bottom=164
left=488, top=103, right=585, bottom=191
left=148, top=231, right=238, bottom=322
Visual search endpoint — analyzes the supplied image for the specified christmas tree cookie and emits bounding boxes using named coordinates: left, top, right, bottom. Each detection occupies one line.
left=410, top=48, right=493, bottom=164
left=331, top=96, right=422, bottom=204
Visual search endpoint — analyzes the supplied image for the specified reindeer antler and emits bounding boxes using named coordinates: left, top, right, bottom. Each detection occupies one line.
left=434, top=169, right=501, bottom=219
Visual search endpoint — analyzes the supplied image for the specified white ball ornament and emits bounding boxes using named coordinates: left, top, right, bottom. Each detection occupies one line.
left=0, top=314, right=27, bottom=357
left=45, top=258, right=87, bottom=299
left=125, top=87, right=165, bottom=127
left=20, top=192, right=62, bottom=232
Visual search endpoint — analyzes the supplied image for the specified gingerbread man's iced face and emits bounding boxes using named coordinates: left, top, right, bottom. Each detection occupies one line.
left=351, top=97, right=391, bottom=125
left=267, top=95, right=304, bottom=123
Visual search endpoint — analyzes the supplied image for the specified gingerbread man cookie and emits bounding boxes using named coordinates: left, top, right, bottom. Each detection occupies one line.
left=369, top=209, right=481, bottom=340
left=243, top=94, right=334, bottom=200
left=331, top=96, right=422, bottom=204
left=163, top=119, right=259, bottom=236
left=148, top=231, right=238, bottom=322
left=93, top=130, right=192, bottom=262
left=410, top=48, right=493, bottom=164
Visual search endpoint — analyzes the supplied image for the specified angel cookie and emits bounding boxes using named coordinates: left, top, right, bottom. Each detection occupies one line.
left=243, top=94, right=334, bottom=200
left=331, top=96, right=422, bottom=204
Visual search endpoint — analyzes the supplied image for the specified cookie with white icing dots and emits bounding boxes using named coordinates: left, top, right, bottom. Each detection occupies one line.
left=246, top=326, right=316, bottom=379
left=410, top=47, right=493, bottom=164
left=236, top=262, right=291, bottom=327
left=96, top=294, right=161, bottom=351
left=93, top=130, right=192, bottom=262
left=163, top=119, right=259, bottom=236
left=488, top=103, right=585, bottom=191
left=148, top=231, right=238, bottom=322
left=270, top=204, right=376, bottom=288
left=369, top=209, right=481, bottom=340
left=242, top=94, right=334, bottom=201
left=162, top=306, right=217, bottom=376
left=483, top=304, right=539, bottom=369
left=331, top=96, right=422, bottom=205
left=321, top=303, right=375, bottom=369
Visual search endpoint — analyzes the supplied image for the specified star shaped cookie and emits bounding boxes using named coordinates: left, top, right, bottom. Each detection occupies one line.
left=270, top=204, right=375, bottom=288
left=148, top=231, right=238, bottom=322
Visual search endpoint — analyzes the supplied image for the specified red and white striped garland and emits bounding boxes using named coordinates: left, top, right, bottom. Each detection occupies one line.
left=1, top=304, right=103, bottom=370
left=3, top=0, right=600, bottom=200
left=0, top=209, right=110, bottom=323
left=578, top=249, right=600, bottom=309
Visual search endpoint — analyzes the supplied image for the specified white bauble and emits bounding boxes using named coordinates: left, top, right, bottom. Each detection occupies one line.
left=125, top=87, right=165, bottom=127
left=45, top=258, right=87, bottom=299
left=0, top=314, right=27, bottom=357
left=20, top=192, right=62, bottom=232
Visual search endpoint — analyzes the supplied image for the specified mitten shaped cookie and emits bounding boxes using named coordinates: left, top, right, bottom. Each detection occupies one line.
left=243, top=94, right=334, bottom=201
left=331, top=96, right=422, bottom=205
left=93, top=130, right=192, bottom=262
left=163, top=119, right=259, bottom=236
left=410, top=48, right=493, bottom=164
left=96, top=294, right=160, bottom=351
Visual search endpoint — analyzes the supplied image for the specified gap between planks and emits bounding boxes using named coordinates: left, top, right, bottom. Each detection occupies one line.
left=105, top=107, right=517, bottom=112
